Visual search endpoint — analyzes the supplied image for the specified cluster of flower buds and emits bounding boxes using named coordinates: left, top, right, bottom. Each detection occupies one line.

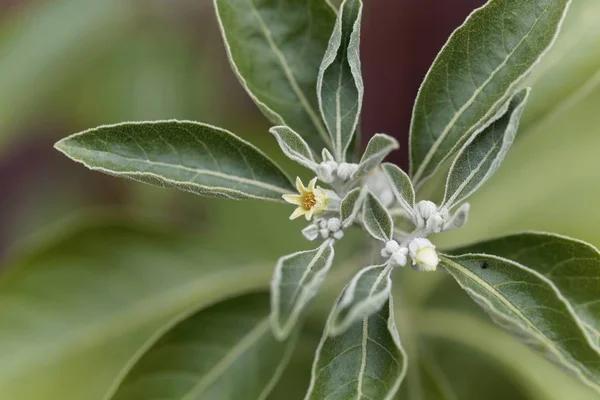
left=381, top=238, right=439, bottom=271
left=414, top=200, right=447, bottom=234
left=316, top=160, right=359, bottom=183
left=302, top=217, right=344, bottom=241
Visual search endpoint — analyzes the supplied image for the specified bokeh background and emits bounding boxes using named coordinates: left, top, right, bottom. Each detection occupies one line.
left=0, top=0, right=599, bottom=398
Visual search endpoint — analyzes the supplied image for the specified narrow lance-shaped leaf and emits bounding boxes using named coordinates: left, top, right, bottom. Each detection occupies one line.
left=305, top=297, right=408, bottom=400
left=442, top=203, right=470, bottom=232
left=410, top=0, right=571, bottom=186
left=55, top=121, right=294, bottom=202
left=110, top=294, right=297, bottom=400
left=450, top=232, right=600, bottom=348
left=270, top=240, right=335, bottom=340
left=442, top=88, right=530, bottom=210
left=270, top=125, right=318, bottom=171
left=441, top=253, right=600, bottom=392
left=382, top=163, right=416, bottom=219
left=362, top=191, right=393, bottom=242
left=317, top=0, right=364, bottom=161
left=340, top=187, right=366, bottom=228
left=353, top=134, right=400, bottom=179
left=214, top=0, right=336, bottom=151
left=329, top=264, right=393, bottom=336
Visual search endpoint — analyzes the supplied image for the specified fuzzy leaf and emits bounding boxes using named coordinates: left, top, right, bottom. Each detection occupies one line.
left=340, top=187, right=365, bottom=227
left=270, top=125, right=317, bottom=170
left=362, top=191, right=393, bottom=242
left=442, top=88, right=530, bottom=210
left=54, top=121, right=294, bottom=202
left=450, top=232, right=600, bottom=348
left=317, top=0, right=364, bottom=161
left=109, top=294, right=296, bottom=400
left=305, top=298, right=408, bottom=400
left=441, top=253, right=600, bottom=392
left=214, top=0, right=335, bottom=151
left=353, top=134, right=399, bottom=179
left=442, top=203, right=470, bottom=232
left=381, top=163, right=416, bottom=219
left=270, top=240, right=335, bottom=340
left=410, top=0, right=571, bottom=186
left=329, top=264, right=393, bottom=336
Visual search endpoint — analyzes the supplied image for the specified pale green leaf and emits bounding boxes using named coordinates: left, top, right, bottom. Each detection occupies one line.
left=214, top=0, right=336, bottom=151
left=362, top=191, right=393, bottom=242
left=340, top=187, right=365, bottom=227
left=381, top=163, right=415, bottom=219
left=441, top=253, right=600, bottom=392
left=110, top=294, right=296, bottom=400
left=270, top=125, right=318, bottom=170
left=55, top=120, right=294, bottom=202
left=305, top=298, right=408, bottom=400
left=317, top=0, right=363, bottom=161
left=270, top=240, right=335, bottom=340
left=442, top=88, right=530, bottom=210
left=0, top=222, right=273, bottom=400
left=329, top=264, right=393, bottom=336
left=410, top=0, right=571, bottom=186
left=353, top=134, right=399, bottom=179
left=442, top=203, right=470, bottom=232
left=450, top=232, right=600, bottom=348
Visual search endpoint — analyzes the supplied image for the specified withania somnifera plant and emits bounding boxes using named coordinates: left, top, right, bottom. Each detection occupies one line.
left=54, top=0, right=600, bottom=398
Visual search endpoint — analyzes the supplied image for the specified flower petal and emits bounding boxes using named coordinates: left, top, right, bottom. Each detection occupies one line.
left=282, top=194, right=303, bottom=205
left=290, top=207, right=307, bottom=220
left=295, top=177, right=307, bottom=193
left=307, top=177, right=318, bottom=191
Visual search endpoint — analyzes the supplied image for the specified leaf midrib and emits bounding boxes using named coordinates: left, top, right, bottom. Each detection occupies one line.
left=442, top=256, right=595, bottom=385
left=413, top=0, right=554, bottom=183
left=245, top=0, right=331, bottom=148
left=63, top=146, right=291, bottom=194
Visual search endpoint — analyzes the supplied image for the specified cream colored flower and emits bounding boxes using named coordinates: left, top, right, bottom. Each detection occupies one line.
left=282, top=177, right=328, bottom=220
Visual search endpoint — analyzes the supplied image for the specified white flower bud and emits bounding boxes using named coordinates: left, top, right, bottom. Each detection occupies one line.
left=385, top=240, right=400, bottom=254
left=416, top=200, right=438, bottom=219
left=316, top=161, right=338, bottom=183
left=302, top=224, right=319, bottom=241
left=390, top=251, right=408, bottom=267
left=409, top=238, right=439, bottom=272
left=333, top=230, right=344, bottom=240
left=426, top=214, right=445, bottom=233
left=337, top=163, right=359, bottom=181
left=327, top=217, right=342, bottom=232
left=319, top=219, right=328, bottom=229
left=319, top=228, right=330, bottom=239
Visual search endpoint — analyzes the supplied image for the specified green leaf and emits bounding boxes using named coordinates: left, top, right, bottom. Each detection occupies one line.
left=409, top=0, right=571, bottom=186
left=317, top=0, right=364, bottom=161
left=305, top=298, right=408, bottom=400
left=442, top=88, right=530, bottom=210
left=329, top=264, right=393, bottom=336
left=213, top=0, right=336, bottom=152
left=340, top=187, right=366, bottom=227
left=270, top=125, right=318, bottom=170
left=0, top=221, right=274, bottom=400
left=362, top=191, right=394, bottom=242
left=449, top=232, right=600, bottom=348
left=353, top=134, right=400, bottom=179
left=270, top=240, right=335, bottom=340
left=54, top=120, right=294, bottom=202
left=442, top=203, right=470, bottom=232
left=109, top=293, right=296, bottom=400
left=440, top=253, right=600, bottom=392
left=381, top=163, right=416, bottom=219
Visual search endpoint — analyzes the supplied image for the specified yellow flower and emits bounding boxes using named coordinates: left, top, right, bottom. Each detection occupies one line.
left=282, top=177, right=328, bottom=220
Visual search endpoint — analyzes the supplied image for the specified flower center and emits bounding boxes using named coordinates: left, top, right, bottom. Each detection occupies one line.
left=302, top=192, right=317, bottom=210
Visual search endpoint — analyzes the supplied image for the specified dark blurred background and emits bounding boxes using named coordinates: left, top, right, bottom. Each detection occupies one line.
left=1, top=0, right=599, bottom=267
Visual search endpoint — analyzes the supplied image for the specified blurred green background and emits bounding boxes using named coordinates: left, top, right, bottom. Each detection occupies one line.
left=0, top=0, right=599, bottom=399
